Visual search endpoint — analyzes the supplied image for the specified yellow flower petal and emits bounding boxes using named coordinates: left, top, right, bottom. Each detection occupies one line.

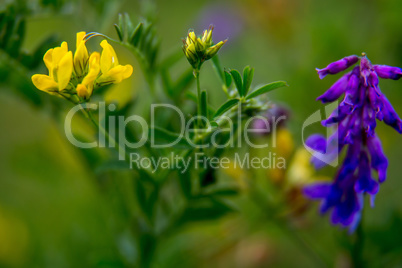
left=82, top=52, right=100, bottom=94
left=188, top=31, right=196, bottom=43
left=57, top=51, right=73, bottom=91
left=43, top=48, right=53, bottom=74
left=98, top=64, right=133, bottom=84
left=52, top=42, right=68, bottom=67
left=100, top=40, right=119, bottom=75
left=76, top=32, right=86, bottom=49
left=32, top=74, right=58, bottom=92
left=76, top=83, right=90, bottom=99
left=107, top=65, right=129, bottom=83
left=74, top=32, right=89, bottom=77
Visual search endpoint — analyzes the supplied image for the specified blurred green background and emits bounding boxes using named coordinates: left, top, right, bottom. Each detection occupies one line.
left=1, top=0, right=402, bottom=267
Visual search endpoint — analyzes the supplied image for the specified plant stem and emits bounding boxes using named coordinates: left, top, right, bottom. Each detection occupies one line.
left=351, top=221, right=365, bottom=268
left=90, top=110, right=128, bottom=159
left=194, top=69, right=202, bottom=127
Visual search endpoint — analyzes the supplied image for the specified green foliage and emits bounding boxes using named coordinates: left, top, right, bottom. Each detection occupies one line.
left=246, top=81, right=288, bottom=100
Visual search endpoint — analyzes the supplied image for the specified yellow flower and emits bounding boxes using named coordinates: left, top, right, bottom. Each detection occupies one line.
left=32, top=42, right=73, bottom=93
left=32, top=32, right=132, bottom=103
left=183, top=26, right=227, bottom=69
left=77, top=52, right=101, bottom=99
left=97, top=40, right=133, bottom=85
left=74, top=31, right=89, bottom=78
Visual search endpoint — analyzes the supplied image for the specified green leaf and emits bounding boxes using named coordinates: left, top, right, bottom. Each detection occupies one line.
left=149, top=127, right=192, bottom=149
left=224, top=70, right=232, bottom=88
left=245, top=81, right=288, bottom=100
left=201, top=90, right=208, bottom=119
left=117, top=13, right=123, bottom=27
left=230, top=69, right=243, bottom=96
left=114, top=24, right=123, bottom=41
left=243, top=66, right=254, bottom=96
left=213, top=98, right=240, bottom=118
left=123, top=13, right=134, bottom=40
left=130, top=22, right=143, bottom=46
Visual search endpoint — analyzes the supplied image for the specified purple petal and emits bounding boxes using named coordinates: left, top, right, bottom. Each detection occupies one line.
left=374, top=65, right=402, bottom=80
left=367, top=135, right=388, bottom=183
left=379, top=94, right=402, bottom=133
left=305, top=134, right=326, bottom=153
left=360, top=55, right=373, bottom=86
left=321, top=103, right=352, bottom=127
left=316, top=72, right=351, bottom=103
left=343, top=66, right=361, bottom=106
left=303, top=182, right=331, bottom=199
left=354, top=152, right=379, bottom=195
left=362, top=104, right=377, bottom=137
left=316, top=55, right=359, bottom=79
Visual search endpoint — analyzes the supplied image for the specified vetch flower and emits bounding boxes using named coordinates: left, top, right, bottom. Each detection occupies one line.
left=74, top=32, right=89, bottom=78
left=32, top=42, right=73, bottom=94
left=76, top=52, right=101, bottom=99
left=183, top=26, right=227, bottom=69
left=304, top=53, right=401, bottom=232
left=32, top=32, right=133, bottom=102
left=97, top=40, right=133, bottom=86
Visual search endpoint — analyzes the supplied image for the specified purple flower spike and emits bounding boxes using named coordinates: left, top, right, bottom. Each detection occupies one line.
left=316, top=55, right=359, bottom=79
left=304, top=53, right=401, bottom=232
left=374, top=65, right=402, bottom=80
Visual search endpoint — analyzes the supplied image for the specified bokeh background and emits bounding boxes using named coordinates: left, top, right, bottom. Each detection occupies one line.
left=1, top=0, right=402, bottom=267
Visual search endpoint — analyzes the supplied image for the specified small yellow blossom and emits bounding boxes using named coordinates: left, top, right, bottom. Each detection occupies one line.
left=183, top=26, right=227, bottom=69
left=97, top=40, right=133, bottom=85
left=74, top=31, right=89, bottom=78
left=32, top=42, right=73, bottom=93
left=32, top=32, right=133, bottom=102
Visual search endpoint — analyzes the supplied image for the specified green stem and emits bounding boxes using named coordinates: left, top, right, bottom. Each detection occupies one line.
left=87, top=109, right=130, bottom=161
left=351, top=221, right=365, bottom=268
left=194, top=69, right=202, bottom=126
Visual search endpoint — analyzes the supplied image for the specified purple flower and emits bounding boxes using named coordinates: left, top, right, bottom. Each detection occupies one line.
left=316, top=55, right=359, bottom=79
left=304, top=53, right=401, bottom=232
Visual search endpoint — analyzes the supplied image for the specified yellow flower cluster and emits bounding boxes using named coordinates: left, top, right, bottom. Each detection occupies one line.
left=183, top=26, right=227, bottom=69
left=32, top=32, right=133, bottom=101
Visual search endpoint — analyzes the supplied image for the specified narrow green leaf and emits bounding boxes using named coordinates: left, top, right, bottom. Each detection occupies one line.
left=123, top=13, right=134, bottom=39
left=149, top=127, right=192, bottom=149
left=114, top=24, right=123, bottom=41
left=130, top=22, right=143, bottom=46
left=201, top=90, right=208, bottom=119
left=208, top=107, right=216, bottom=120
left=243, top=66, right=254, bottom=96
left=230, top=69, right=243, bottom=96
left=246, top=81, right=288, bottom=100
left=117, top=13, right=125, bottom=39
left=213, top=98, right=240, bottom=118
left=224, top=70, right=232, bottom=88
